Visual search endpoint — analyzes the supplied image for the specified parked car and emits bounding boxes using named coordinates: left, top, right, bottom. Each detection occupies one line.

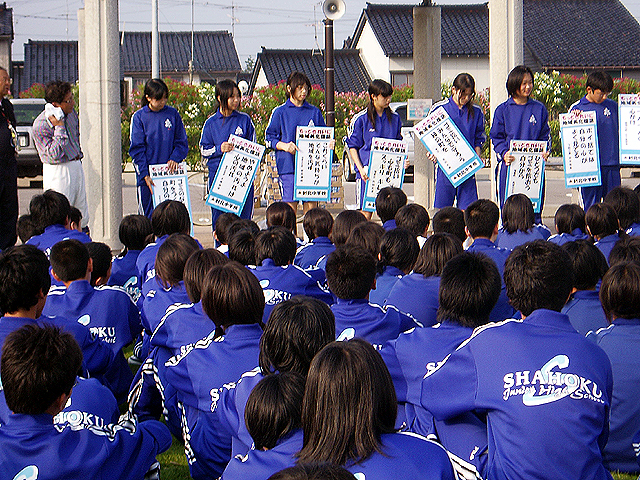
left=10, top=98, right=45, bottom=177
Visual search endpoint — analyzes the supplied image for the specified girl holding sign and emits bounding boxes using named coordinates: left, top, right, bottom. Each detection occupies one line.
left=200, top=79, right=256, bottom=232
left=346, top=79, right=403, bottom=219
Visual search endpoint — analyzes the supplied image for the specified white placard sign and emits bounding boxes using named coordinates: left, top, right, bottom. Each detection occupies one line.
left=149, top=162, right=193, bottom=233
left=362, top=137, right=407, bottom=212
left=294, top=126, right=334, bottom=201
left=505, top=140, right=546, bottom=213
left=619, top=94, right=640, bottom=165
left=559, top=110, right=601, bottom=188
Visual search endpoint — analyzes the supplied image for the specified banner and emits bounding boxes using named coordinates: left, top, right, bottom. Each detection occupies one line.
left=559, top=110, right=601, bottom=188
left=362, top=137, right=407, bottom=212
left=294, top=126, right=334, bottom=201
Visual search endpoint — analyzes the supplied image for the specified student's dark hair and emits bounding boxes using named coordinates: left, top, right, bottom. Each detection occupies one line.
left=141, top=78, right=169, bottom=107
left=118, top=214, right=152, bottom=254
left=586, top=70, right=614, bottom=93
left=331, top=210, right=367, bottom=246
left=375, top=187, right=407, bottom=224
left=268, top=464, right=356, bottom=480
left=366, top=79, right=393, bottom=128
left=227, top=218, right=260, bottom=238
left=266, top=202, right=297, bottom=234
left=298, top=339, right=397, bottom=465
left=452, top=72, right=477, bottom=119
left=504, top=240, right=573, bottom=315
left=245, top=372, right=306, bottom=450
left=554, top=204, right=586, bottom=235
left=413, top=233, right=463, bottom=277
left=395, top=203, right=430, bottom=238
left=255, top=226, right=297, bottom=266
left=600, top=262, right=640, bottom=321
left=201, top=262, right=265, bottom=332
left=87, top=242, right=112, bottom=286
left=184, top=248, right=229, bottom=302
left=604, top=186, right=640, bottom=231
left=562, top=240, right=608, bottom=291
left=228, top=229, right=257, bottom=266
left=50, top=239, right=90, bottom=283
left=16, top=214, right=41, bottom=244
left=0, top=245, right=50, bottom=315
left=214, top=212, right=240, bottom=245
left=2, top=324, right=82, bottom=414
left=378, top=228, right=419, bottom=274
left=44, top=80, right=72, bottom=104
left=326, top=246, right=376, bottom=300
left=29, top=189, right=70, bottom=230
left=586, top=202, right=620, bottom=239
left=68, top=207, right=82, bottom=227
left=345, top=221, right=385, bottom=259
left=609, top=236, right=640, bottom=267
left=155, top=233, right=200, bottom=289
left=464, top=199, right=499, bottom=239
left=259, top=296, right=335, bottom=376
left=437, top=252, right=501, bottom=327
left=303, top=208, right=333, bottom=240
left=216, top=79, right=241, bottom=113
left=432, top=206, right=466, bottom=243
left=502, top=193, right=535, bottom=234
left=506, top=65, right=534, bottom=97
left=635, top=182, right=640, bottom=198
left=287, top=71, right=312, bottom=96
left=151, top=200, right=191, bottom=237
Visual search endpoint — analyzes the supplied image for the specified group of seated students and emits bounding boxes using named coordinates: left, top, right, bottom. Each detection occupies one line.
left=3, top=183, right=640, bottom=480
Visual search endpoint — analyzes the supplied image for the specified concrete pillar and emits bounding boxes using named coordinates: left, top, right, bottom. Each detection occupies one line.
left=78, top=0, right=123, bottom=248
left=489, top=0, right=523, bottom=202
left=413, top=5, right=440, bottom=210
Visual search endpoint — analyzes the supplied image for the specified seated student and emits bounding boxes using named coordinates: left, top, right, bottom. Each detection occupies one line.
left=326, top=246, right=417, bottom=349
left=395, top=203, right=430, bottom=247
left=586, top=202, right=624, bottom=264
left=268, top=464, right=357, bottom=480
left=561, top=240, right=609, bottom=335
left=16, top=213, right=40, bottom=244
left=376, top=186, right=407, bottom=231
left=214, top=212, right=240, bottom=253
left=609, top=236, right=640, bottom=267
left=266, top=202, right=299, bottom=242
left=547, top=203, right=589, bottom=246
left=228, top=229, right=257, bottom=266
left=164, top=262, right=265, bottom=479
left=421, top=240, right=613, bottom=480
left=345, top=221, right=385, bottom=259
left=299, top=339, right=455, bottom=480
left=604, top=186, right=640, bottom=236
left=369, top=228, right=419, bottom=306
left=385, top=233, right=463, bottom=328
left=221, top=373, right=306, bottom=480
left=0, top=324, right=171, bottom=480
left=249, top=227, right=332, bottom=322
left=464, top=199, right=517, bottom=321
left=432, top=206, right=467, bottom=244
left=381, top=252, right=501, bottom=477
left=68, top=206, right=83, bottom=232
left=587, top=263, right=640, bottom=473
left=316, top=210, right=368, bottom=271
left=87, top=242, right=112, bottom=287
left=294, top=208, right=335, bottom=269
left=496, top=193, right=550, bottom=250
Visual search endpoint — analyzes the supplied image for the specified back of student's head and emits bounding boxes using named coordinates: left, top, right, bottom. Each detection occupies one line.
left=184, top=248, right=229, bottom=302
left=0, top=245, right=50, bottom=315
left=50, top=239, right=90, bottom=283
left=266, top=202, right=297, bottom=234
left=563, top=240, right=608, bottom=291
left=432, top=206, right=466, bottom=243
left=504, top=240, right=573, bottom=315
left=119, top=214, right=153, bottom=252
left=17, top=214, right=40, bottom=244
left=502, top=194, right=535, bottom=234
left=586, top=202, right=620, bottom=239
left=201, top=262, right=265, bottom=331
left=227, top=218, right=260, bottom=239
left=464, top=199, right=499, bottom=239
left=214, top=212, right=241, bottom=245
left=600, top=262, right=640, bottom=321
left=245, top=372, right=306, bottom=450
left=375, top=187, right=407, bottom=223
left=255, top=226, right=297, bottom=266
left=2, top=324, right=82, bottom=414
left=68, top=207, right=82, bottom=230
left=345, top=222, right=385, bottom=259
left=303, top=208, right=333, bottom=240
left=413, top=233, right=463, bottom=278
left=395, top=203, right=430, bottom=238
left=604, top=186, right=640, bottom=231
left=87, top=242, right=112, bottom=287
left=326, top=246, right=376, bottom=300
left=437, top=252, right=501, bottom=327
left=554, top=204, right=586, bottom=235
left=331, top=210, right=367, bottom=246
left=229, top=229, right=257, bottom=266
left=378, top=228, right=419, bottom=274
left=609, top=236, right=640, bottom=267
left=151, top=200, right=191, bottom=237
left=586, top=70, right=614, bottom=93
left=287, top=71, right=312, bottom=95
left=298, top=338, right=396, bottom=465
left=155, top=233, right=200, bottom=288
left=260, top=296, right=335, bottom=376
left=29, top=190, right=70, bottom=230
left=268, top=464, right=356, bottom=480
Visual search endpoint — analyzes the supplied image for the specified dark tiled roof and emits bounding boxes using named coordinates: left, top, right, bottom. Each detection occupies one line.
left=0, top=3, right=13, bottom=38
left=22, top=41, right=78, bottom=89
left=250, top=48, right=371, bottom=93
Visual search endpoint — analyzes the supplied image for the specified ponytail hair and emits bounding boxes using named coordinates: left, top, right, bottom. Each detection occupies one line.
left=367, top=79, right=393, bottom=129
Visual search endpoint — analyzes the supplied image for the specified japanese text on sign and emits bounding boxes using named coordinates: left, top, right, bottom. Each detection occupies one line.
left=619, top=94, right=640, bottom=165
left=294, top=126, right=334, bottom=202
left=362, top=137, right=407, bottom=212
left=505, top=140, right=547, bottom=213
left=559, top=111, right=601, bottom=189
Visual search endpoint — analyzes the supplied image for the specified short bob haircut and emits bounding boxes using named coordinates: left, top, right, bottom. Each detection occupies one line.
left=432, top=206, right=466, bottom=243
left=50, top=239, right=90, bottom=283
left=345, top=221, right=385, bottom=259
left=228, top=229, right=257, bottom=266
left=44, top=80, right=72, bottom=104
left=375, top=187, right=407, bottom=224
left=118, top=214, right=152, bottom=253
left=183, top=248, right=229, bottom=302
left=600, top=262, right=640, bottom=321
left=201, top=262, right=265, bottom=331
left=259, top=296, right=335, bottom=376
left=155, top=233, right=200, bottom=289
left=437, top=252, right=501, bottom=327
left=502, top=193, right=535, bottom=234
left=245, top=372, right=305, bottom=450
left=298, top=338, right=397, bottom=465
left=29, top=189, right=70, bottom=230
left=586, top=202, right=620, bottom=239
left=326, top=246, right=376, bottom=300
left=255, top=226, right=297, bottom=266
left=464, top=199, right=499, bottom=239
left=151, top=200, right=191, bottom=237
left=378, top=228, right=420, bottom=274
left=504, top=240, right=573, bottom=316
left=142, top=78, right=169, bottom=107
left=0, top=245, right=50, bottom=315
left=604, top=186, right=640, bottom=231
left=266, top=202, right=297, bottom=234
left=331, top=210, right=367, bottom=246
left=586, top=70, right=614, bottom=94
left=563, top=240, right=608, bottom=291
left=413, top=233, right=463, bottom=278
left=554, top=204, right=586, bottom=235
left=609, top=236, right=640, bottom=267
left=506, top=65, right=534, bottom=97
left=303, top=208, right=334, bottom=240
left=267, top=464, right=356, bottom=480
left=286, top=71, right=312, bottom=96
left=395, top=203, right=430, bottom=238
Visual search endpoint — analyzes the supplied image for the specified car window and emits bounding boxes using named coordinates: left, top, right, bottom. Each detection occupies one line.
left=12, top=104, right=45, bottom=126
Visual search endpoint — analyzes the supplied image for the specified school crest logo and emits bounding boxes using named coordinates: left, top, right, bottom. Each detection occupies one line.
left=529, top=114, right=537, bottom=125
left=165, top=118, right=173, bottom=129
left=604, top=108, right=611, bottom=117
left=308, top=120, right=315, bottom=127
left=234, top=126, right=244, bottom=136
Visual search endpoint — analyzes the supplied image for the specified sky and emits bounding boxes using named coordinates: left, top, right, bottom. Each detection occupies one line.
left=10, top=0, right=640, bottom=67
